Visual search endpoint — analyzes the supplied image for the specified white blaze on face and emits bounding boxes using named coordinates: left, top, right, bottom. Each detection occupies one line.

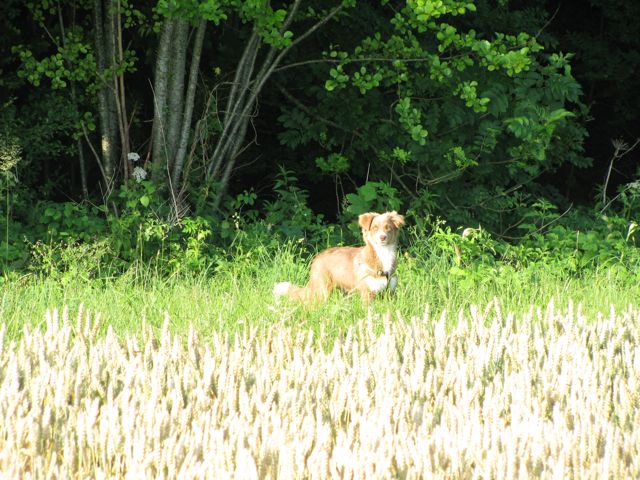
left=366, top=214, right=399, bottom=274
left=368, top=214, right=399, bottom=246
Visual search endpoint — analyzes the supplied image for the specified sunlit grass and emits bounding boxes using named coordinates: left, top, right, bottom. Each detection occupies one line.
left=1, top=243, right=638, bottom=341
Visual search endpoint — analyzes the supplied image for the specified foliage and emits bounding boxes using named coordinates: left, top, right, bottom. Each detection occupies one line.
left=276, top=0, right=589, bottom=231
left=1, top=0, right=639, bottom=286
left=13, top=32, right=97, bottom=90
left=264, top=168, right=326, bottom=242
left=27, top=239, right=112, bottom=282
left=0, top=133, right=21, bottom=173
left=411, top=208, right=640, bottom=295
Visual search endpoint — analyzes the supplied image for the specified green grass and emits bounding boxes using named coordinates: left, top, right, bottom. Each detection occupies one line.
left=1, top=242, right=639, bottom=342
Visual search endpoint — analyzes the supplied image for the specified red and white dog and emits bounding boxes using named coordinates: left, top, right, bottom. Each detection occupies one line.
left=273, top=211, right=405, bottom=303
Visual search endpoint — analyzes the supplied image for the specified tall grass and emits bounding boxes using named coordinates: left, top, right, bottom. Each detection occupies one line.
left=1, top=242, right=639, bottom=477
left=0, top=302, right=639, bottom=478
left=0, top=243, right=637, bottom=341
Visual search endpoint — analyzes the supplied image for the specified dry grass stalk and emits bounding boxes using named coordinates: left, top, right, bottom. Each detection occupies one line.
left=0, top=301, right=639, bottom=478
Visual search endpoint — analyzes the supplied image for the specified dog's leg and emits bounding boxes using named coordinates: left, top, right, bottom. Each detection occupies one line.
left=388, top=275, right=398, bottom=293
left=304, top=277, right=332, bottom=304
left=357, top=286, right=375, bottom=304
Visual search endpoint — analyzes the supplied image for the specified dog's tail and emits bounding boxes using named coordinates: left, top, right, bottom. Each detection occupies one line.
left=273, top=282, right=306, bottom=301
left=273, top=280, right=328, bottom=303
left=273, top=281, right=294, bottom=297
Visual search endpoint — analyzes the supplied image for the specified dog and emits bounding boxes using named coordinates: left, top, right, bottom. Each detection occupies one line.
left=273, top=211, right=405, bottom=304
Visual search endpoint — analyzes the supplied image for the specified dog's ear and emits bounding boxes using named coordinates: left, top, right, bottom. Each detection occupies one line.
left=388, top=211, right=405, bottom=228
left=358, top=212, right=379, bottom=230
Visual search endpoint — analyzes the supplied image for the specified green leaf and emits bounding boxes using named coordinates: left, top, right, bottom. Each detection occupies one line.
left=546, top=108, right=575, bottom=124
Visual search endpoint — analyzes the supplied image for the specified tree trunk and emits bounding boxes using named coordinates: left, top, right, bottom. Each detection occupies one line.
left=93, top=0, right=117, bottom=189
left=112, top=0, right=130, bottom=182
left=71, top=79, right=89, bottom=200
left=60, top=2, right=88, bottom=200
left=165, top=19, right=190, bottom=175
left=77, top=138, right=89, bottom=200
left=104, top=0, right=120, bottom=183
left=207, top=0, right=344, bottom=209
left=150, top=18, right=176, bottom=181
left=207, top=31, right=261, bottom=181
left=172, top=20, right=207, bottom=191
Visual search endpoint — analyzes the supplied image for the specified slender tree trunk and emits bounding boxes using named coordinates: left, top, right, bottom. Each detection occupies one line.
left=207, top=0, right=344, bottom=209
left=172, top=20, right=207, bottom=190
left=207, top=31, right=261, bottom=180
left=150, top=18, right=176, bottom=180
left=71, top=79, right=89, bottom=200
left=93, top=0, right=117, bottom=188
left=77, top=138, right=89, bottom=200
left=104, top=0, right=120, bottom=183
left=112, top=0, right=130, bottom=182
left=59, top=2, right=89, bottom=200
left=217, top=106, right=253, bottom=201
left=165, top=19, right=190, bottom=175
left=208, top=0, right=304, bottom=183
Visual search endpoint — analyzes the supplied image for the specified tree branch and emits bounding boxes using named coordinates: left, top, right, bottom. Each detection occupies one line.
left=602, top=137, right=640, bottom=210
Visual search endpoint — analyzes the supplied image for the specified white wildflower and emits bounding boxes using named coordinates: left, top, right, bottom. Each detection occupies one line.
left=0, top=134, right=21, bottom=172
left=132, top=166, right=147, bottom=183
left=461, top=227, right=476, bottom=238
left=127, top=152, right=141, bottom=162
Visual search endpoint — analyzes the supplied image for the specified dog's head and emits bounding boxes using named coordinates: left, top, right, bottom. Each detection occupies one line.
left=358, top=211, right=405, bottom=247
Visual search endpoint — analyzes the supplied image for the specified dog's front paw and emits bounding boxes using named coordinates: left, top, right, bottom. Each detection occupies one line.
left=273, top=282, right=292, bottom=297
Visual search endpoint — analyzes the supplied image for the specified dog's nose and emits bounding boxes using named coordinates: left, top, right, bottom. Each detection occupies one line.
left=379, top=233, right=387, bottom=241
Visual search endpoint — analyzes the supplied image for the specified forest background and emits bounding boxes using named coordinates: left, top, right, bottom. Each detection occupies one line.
left=1, top=0, right=640, bottom=288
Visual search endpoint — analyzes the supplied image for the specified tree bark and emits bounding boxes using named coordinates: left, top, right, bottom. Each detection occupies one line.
left=165, top=19, right=190, bottom=175
left=150, top=18, right=176, bottom=180
left=172, top=20, right=207, bottom=191
left=93, top=0, right=117, bottom=188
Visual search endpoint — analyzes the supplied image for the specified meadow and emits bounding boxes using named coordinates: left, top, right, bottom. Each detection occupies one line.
left=3, top=0, right=638, bottom=475
left=2, top=238, right=638, bottom=342
left=1, top=240, right=640, bottom=478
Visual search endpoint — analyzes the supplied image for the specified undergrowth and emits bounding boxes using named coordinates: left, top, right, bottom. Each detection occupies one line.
left=2, top=171, right=640, bottom=341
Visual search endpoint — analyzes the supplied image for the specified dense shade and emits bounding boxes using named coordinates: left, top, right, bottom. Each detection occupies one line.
left=2, top=0, right=640, bottom=273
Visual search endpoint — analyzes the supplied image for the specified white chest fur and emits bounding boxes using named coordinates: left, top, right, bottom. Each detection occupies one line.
left=365, top=276, right=389, bottom=293
left=372, top=243, right=397, bottom=273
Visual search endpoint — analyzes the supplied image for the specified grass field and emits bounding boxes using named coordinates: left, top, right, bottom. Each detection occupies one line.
left=1, top=244, right=639, bottom=477
left=1, top=242, right=638, bottom=341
